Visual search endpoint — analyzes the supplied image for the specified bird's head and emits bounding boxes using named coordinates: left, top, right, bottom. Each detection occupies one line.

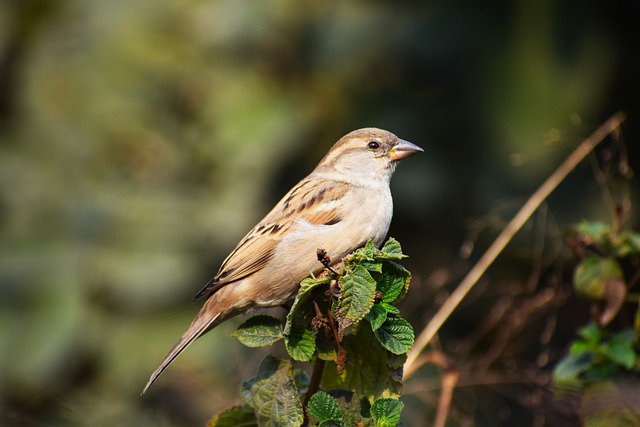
left=314, top=128, right=423, bottom=185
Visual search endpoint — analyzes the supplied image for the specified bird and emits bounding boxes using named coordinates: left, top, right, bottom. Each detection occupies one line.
left=142, top=128, right=423, bottom=394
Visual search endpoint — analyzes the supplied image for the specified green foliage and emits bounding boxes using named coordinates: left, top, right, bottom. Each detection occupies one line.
left=306, top=391, right=342, bottom=426
left=207, top=405, right=258, bottom=427
left=554, top=220, right=640, bottom=400
left=218, top=238, right=413, bottom=426
left=336, top=264, right=378, bottom=336
left=572, top=220, right=640, bottom=258
left=371, top=398, right=404, bottom=427
left=553, top=324, right=637, bottom=389
left=321, top=324, right=405, bottom=400
left=232, top=315, right=284, bottom=348
left=239, top=356, right=306, bottom=427
left=373, top=314, right=414, bottom=355
left=573, top=257, right=623, bottom=301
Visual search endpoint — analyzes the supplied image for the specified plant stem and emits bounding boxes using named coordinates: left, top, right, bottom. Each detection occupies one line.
left=303, top=357, right=326, bottom=425
left=404, top=111, right=627, bottom=379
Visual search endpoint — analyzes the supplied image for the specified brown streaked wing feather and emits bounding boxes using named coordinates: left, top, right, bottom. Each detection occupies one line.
left=194, top=179, right=349, bottom=300
left=285, top=179, right=349, bottom=226
left=193, top=228, right=282, bottom=300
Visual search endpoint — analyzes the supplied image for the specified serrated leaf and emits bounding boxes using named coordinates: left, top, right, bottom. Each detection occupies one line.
left=285, top=327, right=316, bottom=362
left=360, top=260, right=383, bottom=273
left=249, top=359, right=304, bottom=427
left=307, top=391, right=342, bottom=424
left=377, top=262, right=410, bottom=304
left=337, top=265, right=377, bottom=334
left=379, top=238, right=407, bottom=260
left=381, top=303, right=399, bottom=315
left=373, top=314, right=414, bottom=355
left=371, top=398, right=404, bottom=427
left=366, top=304, right=388, bottom=331
left=352, top=240, right=377, bottom=261
left=241, top=356, right=281, bottom=403
left=207, top=405, right=257, bottom=427
left=232, top=315, right=284, bottom=348
left=573, top=257, right=623, bottom=301
left=322, top=324, right=404, bottom=400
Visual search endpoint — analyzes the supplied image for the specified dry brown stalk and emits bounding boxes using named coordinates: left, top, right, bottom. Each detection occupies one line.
left=403, top=111, right=627, bottom=380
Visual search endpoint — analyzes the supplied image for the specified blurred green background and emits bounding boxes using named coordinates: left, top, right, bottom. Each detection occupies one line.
left=1, top=0, right=639, bottom=426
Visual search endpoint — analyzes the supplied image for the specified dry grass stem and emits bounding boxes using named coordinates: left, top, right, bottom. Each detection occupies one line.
left=403, top=111, right=627, bottom=379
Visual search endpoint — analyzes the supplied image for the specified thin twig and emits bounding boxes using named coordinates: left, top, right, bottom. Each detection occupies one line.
left=403, top=111, right=627, bottom=379
left=434, top=370, right=459, bottom=427
left=302, top=357, right=326, bottom=426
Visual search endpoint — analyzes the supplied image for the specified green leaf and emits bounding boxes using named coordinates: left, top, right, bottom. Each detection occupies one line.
left=553, top=353, right=594, bottom=385
left=381, top=303, right=400, bottom=315
left=283, top=277, right=331, bottom=337
left=573, top=257, right=623, bottom=301
left=575, top=220, right=612, bottom=244
left=366, top=304, right=389, bottom=331
left=570, top=340, right=591, bottom=356
left=241, top=356, right=281, bottom=403
left=577, top=323, right=602, bottom=346
left=207, top=405, right=258, bottom=427
left=604, top=331, right=637, bottom=370
left=248, top=358, right=304, bottom=427
left=334, top=394, right=367, bottom=427
left=360, top=260, right=383, bottom=274
left=582, top=360, right=619, bottom=383
left=283, top=275, right=327, bottom=361
left=379, top=238, right=408, bottom=260
left=232, top=315, right=283, bottom=348
left=371, top=398, right=404, bottom=427
left=337, top=265, right=377, bottom=333
left=352, top=240, right=378, bottom=261
left=378, top=262, right=410, bottom=304
left=307, top=391, right=343, bottom=424
left=373, top=314, right=414, bottom=355
left=322, top=325, right=404, bottom=400
left=284, top=327, right=316, bottom=362
left=617, top=231, right=640, bottom=257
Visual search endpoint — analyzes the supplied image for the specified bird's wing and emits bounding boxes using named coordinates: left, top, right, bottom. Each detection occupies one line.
left=193, top=178, right=348, bottom=300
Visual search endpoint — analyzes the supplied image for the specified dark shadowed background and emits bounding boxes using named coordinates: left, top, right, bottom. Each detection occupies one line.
left=1, top=0, right=639, bottom=426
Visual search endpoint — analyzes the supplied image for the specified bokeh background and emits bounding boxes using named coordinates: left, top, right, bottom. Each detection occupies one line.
left=1, top=0, right=639, bottom=426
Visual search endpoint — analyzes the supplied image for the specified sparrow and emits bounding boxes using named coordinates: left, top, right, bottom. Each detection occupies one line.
left=142, top=128, right=423, bottom=394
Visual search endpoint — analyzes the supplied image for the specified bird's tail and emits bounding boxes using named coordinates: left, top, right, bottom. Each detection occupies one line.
left=141, top=301, right=225, bottom=395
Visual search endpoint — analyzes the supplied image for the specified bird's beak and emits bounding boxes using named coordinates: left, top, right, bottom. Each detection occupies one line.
left=389, top=139, right=424, bottom=161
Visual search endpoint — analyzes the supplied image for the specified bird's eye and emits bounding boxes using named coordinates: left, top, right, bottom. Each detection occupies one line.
left=367, top=141, right=380, bottom=150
